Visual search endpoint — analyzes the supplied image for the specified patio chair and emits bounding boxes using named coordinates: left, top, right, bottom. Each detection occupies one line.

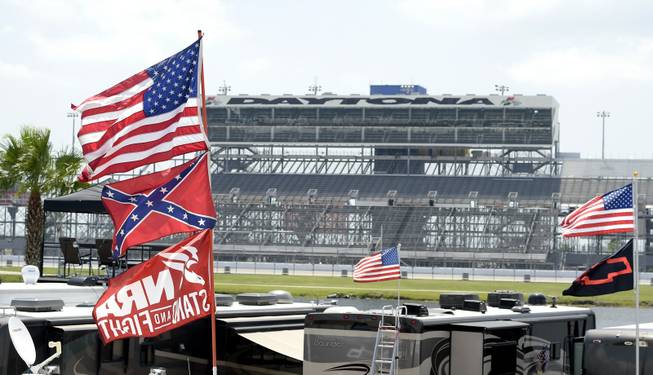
left=96, top=239, right=120, bottom=278
left=59, top=237, right=91, bottom=278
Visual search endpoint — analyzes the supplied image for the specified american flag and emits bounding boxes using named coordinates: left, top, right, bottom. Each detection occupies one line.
left=561, top=184, right=634, bottom=237
left=72, top=38, right=208, bottom=182
left=353, top=247, right=401, bottom=283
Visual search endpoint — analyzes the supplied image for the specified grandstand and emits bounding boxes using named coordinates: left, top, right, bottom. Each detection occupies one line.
left=203, top=91, right=653, bottom=270
left=3, top=89, right=653, bottom=271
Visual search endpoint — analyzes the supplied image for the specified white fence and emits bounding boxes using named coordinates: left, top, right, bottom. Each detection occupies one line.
left=3, top=256, right=653, bottom=285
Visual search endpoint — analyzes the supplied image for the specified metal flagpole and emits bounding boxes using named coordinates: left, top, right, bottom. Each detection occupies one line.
left=633, top=172, right=640, bottom=375
left=197, top=29, right=217, bottom=375
left=396, top=243, right=401, bottom=308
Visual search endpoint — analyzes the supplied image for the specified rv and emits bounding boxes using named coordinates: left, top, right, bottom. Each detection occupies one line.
left=0, top=282, right=323, bottom=375
left=304, top=293, right=595, bottom=375
left=580, top=322, right=653, bottom=375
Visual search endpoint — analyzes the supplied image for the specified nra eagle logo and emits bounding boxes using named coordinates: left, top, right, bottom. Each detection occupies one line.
left=93, top=231, right=213, bottom=343
left=158, top=245, right=206, bottom=287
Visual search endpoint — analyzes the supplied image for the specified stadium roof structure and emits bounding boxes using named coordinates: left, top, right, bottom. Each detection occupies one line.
left=214, top=174, right=561, bottom=203
left=39, top=173, right=653, bottom=215
left=214, top=173, right=653, bottom=206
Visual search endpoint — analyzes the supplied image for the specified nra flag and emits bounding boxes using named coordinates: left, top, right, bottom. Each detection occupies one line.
left=353, top=247, right=401, bottom=283
left=561, top=184, right=634, bottom=237
left=93, top=230, right=213, bottom=343
left=563, top=239, right=634, bottom=297
left=102, top=152, right=216, bottom=258
left=72, top=38, right=208, bottom=182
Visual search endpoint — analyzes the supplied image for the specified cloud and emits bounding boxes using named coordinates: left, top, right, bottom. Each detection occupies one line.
left=508, top=38, right=653, bottom=86
left=395, top=0, right=562, bottom=27
left=13, top=0, right=239, bottom=65
left=0, top=61, right=33, bottom=80
left=0, top=25, right=14, bottom=34
left=239, top=57, right=272, bottom=77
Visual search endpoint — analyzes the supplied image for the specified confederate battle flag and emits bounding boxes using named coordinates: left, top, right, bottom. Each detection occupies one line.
left=93, top=230, right=214, bottom=343
left=563, top=239, right=634, bottom=297
left=101, top=152, right=216, bottom=258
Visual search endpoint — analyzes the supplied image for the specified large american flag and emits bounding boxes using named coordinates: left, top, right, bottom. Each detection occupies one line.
left=561, top=184, right=634, bottom=237
left=353, top=247, right=401, bottom=283
left=72, top=38, right=208, bottom=182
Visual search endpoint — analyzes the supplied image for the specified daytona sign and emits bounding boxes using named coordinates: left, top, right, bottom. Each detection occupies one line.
left=93, top=230, right=213, bottom=343
left=225, top=96, right=496, bottom=106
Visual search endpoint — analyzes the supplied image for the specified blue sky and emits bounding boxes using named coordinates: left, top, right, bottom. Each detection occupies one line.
left=1, top=0, right=652, bottom=158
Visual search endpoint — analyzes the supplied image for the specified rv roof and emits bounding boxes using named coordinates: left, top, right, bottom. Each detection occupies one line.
left=359, top=304, right=593, bottom=327
left=0, top=282, right=326, bottom=324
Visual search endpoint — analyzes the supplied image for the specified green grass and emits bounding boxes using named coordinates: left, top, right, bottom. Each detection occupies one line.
left=0, top=266, right=93, bottom=276
left=214, top=274, right=652, bottom=307
left=1, top=268, right=647, bottom=307
left=0, top=274, right=21, bottom=282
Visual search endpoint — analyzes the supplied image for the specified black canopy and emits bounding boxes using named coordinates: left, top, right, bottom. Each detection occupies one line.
left=43, top=184, right=106, bottom=214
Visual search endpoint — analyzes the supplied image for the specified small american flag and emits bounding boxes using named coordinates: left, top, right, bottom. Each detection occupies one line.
left=353, top=247, right=401, bottom=283
left=72, top=38, right=208, bottom=182
left=561, top=184, right=634, bottom=237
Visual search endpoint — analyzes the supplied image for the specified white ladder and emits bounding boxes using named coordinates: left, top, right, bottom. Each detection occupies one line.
left=370, top=305, right=405, bottom=375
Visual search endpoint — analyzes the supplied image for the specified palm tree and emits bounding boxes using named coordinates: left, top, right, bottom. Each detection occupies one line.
left=0, top=127, right=85, bottom=266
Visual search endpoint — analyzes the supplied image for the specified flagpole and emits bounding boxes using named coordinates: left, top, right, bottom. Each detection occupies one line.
left=396, top=243, right=401, bottom=309
left=197, top=29, right=217, bottom=375
left=633, top=172, right=640, bottom=375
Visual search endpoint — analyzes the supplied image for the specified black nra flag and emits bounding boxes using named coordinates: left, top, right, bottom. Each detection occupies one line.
left=563, top=239, right=634, bottom=297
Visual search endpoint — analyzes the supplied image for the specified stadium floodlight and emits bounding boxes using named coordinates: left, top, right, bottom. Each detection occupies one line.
left=596, top=111, right=610, bottom=159
left=66, top=112, right=79, bottom=150
left=218, top=80, right=231, bottom=95
left=308, top=84, right=322, bottom=95
left=494, top=84, right=509, bottom=96
left=308, top=77, right=322, bottom=96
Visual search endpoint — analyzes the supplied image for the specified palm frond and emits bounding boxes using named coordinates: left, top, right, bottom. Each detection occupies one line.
left=0, top=126, right=84, bottom=196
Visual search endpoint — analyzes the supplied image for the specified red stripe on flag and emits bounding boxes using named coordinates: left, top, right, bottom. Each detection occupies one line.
left=81, top=141, right=208, bottom=182
left=80, top=91, right=146, bottom=119
left=572, top=219, right=634, bottom=230
left=88, top=124, right=203, bottom=170
left=72, top=71, right=150, bottom=110
left=562, top=227, right=636, bottom=238
left=78, top=120, right=114, bottom=137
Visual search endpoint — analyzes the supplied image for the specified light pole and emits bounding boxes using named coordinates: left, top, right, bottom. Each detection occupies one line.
left=308, top=77, right=322, bottom=95
left=66, top=112, right=79, bottom=150
left=596, top=111, right=610, bottom=159
left=218, top=80, right=231, bottom=95
left=494, top=84, right=509, bottom=95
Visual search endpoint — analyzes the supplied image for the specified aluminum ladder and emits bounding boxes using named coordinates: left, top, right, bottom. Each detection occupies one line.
left=370, top=305, right=405, bottom=375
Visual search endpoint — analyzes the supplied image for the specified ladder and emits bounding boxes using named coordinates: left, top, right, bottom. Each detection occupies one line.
left=370, top=305, right=405, bottom=375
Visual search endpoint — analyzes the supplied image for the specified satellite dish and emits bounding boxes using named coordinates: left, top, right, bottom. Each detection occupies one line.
left=7, top=317, right=36, bottom=368
left=21, top=265, right=39, bottom=285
